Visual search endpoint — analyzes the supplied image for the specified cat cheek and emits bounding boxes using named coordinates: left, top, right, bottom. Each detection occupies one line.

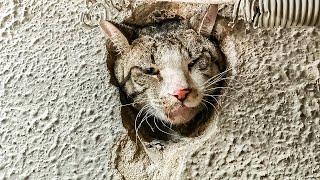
left=132, top=76, right=145, bottom=86
left=149, top=75, right=160, bottom=81
left=190, top=71, right=205, bottom=86
left=185, top=92, right=203, bottom=107
left=208, top=64, right=220, bottom=74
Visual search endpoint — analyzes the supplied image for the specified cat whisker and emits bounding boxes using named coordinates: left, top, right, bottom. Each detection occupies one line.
left=203, top=67, right=232, bottom=83
left=203, top=86, right=240, bottom=93
left=205, top=76, right=241, bottom=86
left=118, top=97, right=151, bottom=108
left=159, top=119, right=175, bottom=132
left=200, top=101, right=211, bottom=121
left=201, top=68, right=233, bottom=87
left=223, top=71, right=265, bottom=80
left=145, top=120, right=154, bottom=132
left=137, top=110, right=154, bottom=133
left=137, top=113, right=149, bottom=133
left=207, top=70, right=266, bottom=86
left=135, top=132, right=147, bottom=152
left=201, top=66, right=265, bottom=90
left=202, top=99, right=218, bottom=113
left=137, top=105, right=148, bottom=118
left=135, top=108, right=155, bottom=145
left=119, top=100, right=147, bottom=107
left=200, top=101, right=209, bottom=112
left=203, top=77, right=245, bottom=89
left=209, top=95, right=221, bottom=108
left=135, top=104, right=150, bottom=144
left=120, top=97, right=162, bottom=108
left=138, top=97, right=163, bottom=103
left=203, top=93, right=238, bottom=101
left=154, top=117, right=180, bottom=137
left=162, top=107, right=174, bottom=129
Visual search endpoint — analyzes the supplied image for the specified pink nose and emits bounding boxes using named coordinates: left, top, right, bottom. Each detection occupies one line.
left=172, top=88, right=191, bottom=101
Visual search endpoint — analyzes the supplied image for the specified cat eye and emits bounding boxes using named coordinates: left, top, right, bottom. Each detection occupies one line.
left=188, top=51, right=211, bottom=71
left=188, top=59, right=197, bottom=70
left=198, top=57, right=210, bottom=70
left=143, top=67, right=159, bottom=75
left=188, top=56, right=210, bottom=70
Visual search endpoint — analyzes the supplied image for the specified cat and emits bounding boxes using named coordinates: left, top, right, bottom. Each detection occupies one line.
left=100, top=8, right=226, bottom=140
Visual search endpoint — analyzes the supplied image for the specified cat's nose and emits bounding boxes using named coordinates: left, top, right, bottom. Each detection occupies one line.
left=172, top=88, right=192, bottom=102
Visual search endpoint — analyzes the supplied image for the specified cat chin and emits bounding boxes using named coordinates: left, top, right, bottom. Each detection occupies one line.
left=154, top=99, right=203, bottom=124
left=164, top=106, right=200, bottom=125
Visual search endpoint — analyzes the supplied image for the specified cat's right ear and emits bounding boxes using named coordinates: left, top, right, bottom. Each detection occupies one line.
left=99, top=20, right=131, bottom=54
left=100, top=20, right=136, bottom=86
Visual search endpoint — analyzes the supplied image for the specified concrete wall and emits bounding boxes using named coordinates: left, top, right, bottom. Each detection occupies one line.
left=0, top=0, right=319, bottom=179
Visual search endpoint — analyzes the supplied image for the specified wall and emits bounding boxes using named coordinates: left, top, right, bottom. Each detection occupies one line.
left=0, top=0, right=319, bottom=179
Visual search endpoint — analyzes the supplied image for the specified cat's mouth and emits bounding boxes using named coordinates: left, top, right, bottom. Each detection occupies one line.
left=166, top=104, right=199, bottom=124
left=170, top=105, right=190, bottom=117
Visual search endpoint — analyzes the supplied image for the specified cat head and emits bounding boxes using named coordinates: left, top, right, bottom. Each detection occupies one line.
left=100, top=6, right=225, bottom=125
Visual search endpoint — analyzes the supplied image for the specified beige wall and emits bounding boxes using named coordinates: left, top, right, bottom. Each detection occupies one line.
left=0, top=0, right=319, bottom=179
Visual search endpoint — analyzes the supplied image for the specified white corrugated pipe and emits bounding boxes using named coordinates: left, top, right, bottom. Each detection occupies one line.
left=234, top=0, right=320, bottom=27
left=137, top=0, right=320, bottom=27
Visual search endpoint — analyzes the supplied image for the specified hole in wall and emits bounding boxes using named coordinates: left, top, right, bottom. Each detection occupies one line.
left=93, top=4, right=233, bottom=143
left=107, top=30, right=229, bottom=142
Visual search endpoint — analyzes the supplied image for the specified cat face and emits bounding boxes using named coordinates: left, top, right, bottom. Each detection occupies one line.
left=118, top=31, right=222, bottom=124
left=100, top=20, right=224, bottom=125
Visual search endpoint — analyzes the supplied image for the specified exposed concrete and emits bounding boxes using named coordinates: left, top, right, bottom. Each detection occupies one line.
left=0, top=0, right=319, bottom=179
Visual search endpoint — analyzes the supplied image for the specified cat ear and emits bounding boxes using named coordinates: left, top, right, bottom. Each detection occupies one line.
left=190, top=5, right=218, bottom=37
left=99, top=20, right=131, bottom=54
left=100, top=20, right=134, bottom=87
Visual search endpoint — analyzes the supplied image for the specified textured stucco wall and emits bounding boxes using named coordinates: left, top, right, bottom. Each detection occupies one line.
left=0, top=0, right=127, bottom=179
left=0, top=0, right=319, bottom=180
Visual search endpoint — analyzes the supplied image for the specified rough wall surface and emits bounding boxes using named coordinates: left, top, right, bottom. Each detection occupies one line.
left=0, top=0, right=128, bottom=179
left=0, top=0, right=319, bottom=180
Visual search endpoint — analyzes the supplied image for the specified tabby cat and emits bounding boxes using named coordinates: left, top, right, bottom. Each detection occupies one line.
left=100, top=9, right=226, bottom=139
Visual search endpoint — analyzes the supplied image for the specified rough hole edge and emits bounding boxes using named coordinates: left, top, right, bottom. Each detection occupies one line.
left=104, top=36, right=230, bottom=144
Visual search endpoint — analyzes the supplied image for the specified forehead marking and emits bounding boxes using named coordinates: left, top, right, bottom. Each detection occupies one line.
left=160, top=47, right=182, bottom=66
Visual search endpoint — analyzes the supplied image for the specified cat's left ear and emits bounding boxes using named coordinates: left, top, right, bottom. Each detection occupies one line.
left=190, top=5, right=218, bottom=37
